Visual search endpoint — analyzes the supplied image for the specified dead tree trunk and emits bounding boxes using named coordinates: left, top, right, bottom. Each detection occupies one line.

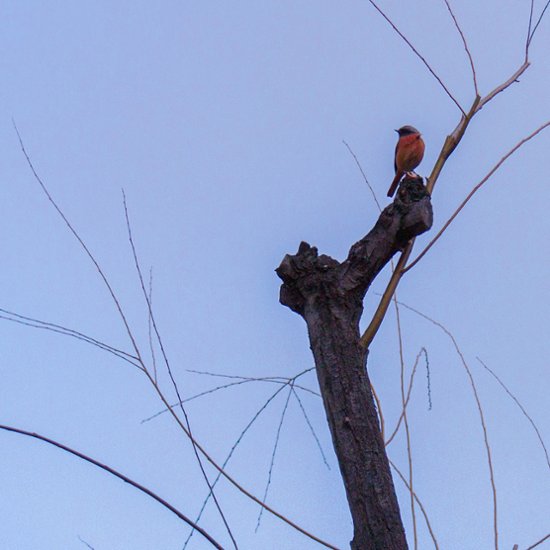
left=276, top=177, right=432, bottom=550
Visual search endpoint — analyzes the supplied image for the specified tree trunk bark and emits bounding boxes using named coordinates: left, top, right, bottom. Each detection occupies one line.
left=276, top=177, right=432, bottom=549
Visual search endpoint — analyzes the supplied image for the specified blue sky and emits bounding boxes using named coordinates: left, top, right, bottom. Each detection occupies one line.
left=1, top=2, right=549, bottom=549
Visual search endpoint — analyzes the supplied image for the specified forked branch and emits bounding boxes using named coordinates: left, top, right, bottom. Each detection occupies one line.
left=441, top=0, right=478, bottom=94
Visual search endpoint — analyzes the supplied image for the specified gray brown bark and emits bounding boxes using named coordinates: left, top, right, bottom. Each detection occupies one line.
left=276, top=177, right=432, bottom=550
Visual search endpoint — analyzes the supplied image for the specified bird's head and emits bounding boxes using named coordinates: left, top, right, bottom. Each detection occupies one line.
left=395, top=125, right=420, bottom=137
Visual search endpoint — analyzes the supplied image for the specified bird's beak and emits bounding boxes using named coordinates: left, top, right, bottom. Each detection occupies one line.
left=394, top=129, right=398, bottom=133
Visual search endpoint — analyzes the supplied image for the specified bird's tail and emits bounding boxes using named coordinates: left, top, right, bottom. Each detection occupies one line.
left=387, top=171, right=403, bottom=197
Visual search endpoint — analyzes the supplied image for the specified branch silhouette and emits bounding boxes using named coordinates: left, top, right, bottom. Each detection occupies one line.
left=13, top=126, right=337, bottom=549
left=0, top=424, right=224, bottom=549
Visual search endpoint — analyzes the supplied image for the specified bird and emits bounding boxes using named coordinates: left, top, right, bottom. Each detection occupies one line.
left=387, top=125, right=425, bottom=198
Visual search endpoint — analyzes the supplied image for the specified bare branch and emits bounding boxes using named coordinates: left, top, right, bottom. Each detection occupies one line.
left=424, top=347, right=432, bottom=410
left=370, top=382, right=386, bottom=441
left=477, top=62, right=530, bottom=111
left=526, top=0, right=535, bottom=56
left=291, top=387, right=331, bottom=469
left=390, top=460, right=440, bottom=550
left=77, top=536, right=95, bottom=550
left=186, top=368, right=319, bottom=396
left=527, top=1, right=550, bottom=50
left=122, top=192, right=237, bottom=548
left=0, top=424, right=224, bottom=549
left=477, top=358, right=549, bottom=471
left=426, top=95, right=481, bottom=195
left=184, top=365, right=326, bottom=548
left=144, top=367, right=338, bottom=549
left=256, top=386, right=293, bottom=531
left=142, top=379, right=270, bottom=424
left=526, top=533, right=550, bottom=550
left=366, top=0, right=465, bottom=114
left=147, top=268, right=158, bottom=383
left=185, top=382, right=290, bottom=548
left=441, top=0, right=478, bottom=94
left=343, top=140, right=382, bottom=212
left=404, top=120, right=550, bottom=273
left=142, top=369, right=318, bottom=424
left=14, top=131, right=332, bottom=548
left=13, top=122, right=146, bottom=368
left=393, top=295, right=418, bottom=549
left=0, top=310, right=141, bottom=370
left=385, top=347, right=427, bottom=447
left=397, top=302, right=499, bottom=550
left=360, top=244, right=412, bottom=348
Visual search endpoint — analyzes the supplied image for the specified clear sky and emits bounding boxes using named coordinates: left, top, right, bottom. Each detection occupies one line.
left=1, top=2, right=548, bottom=549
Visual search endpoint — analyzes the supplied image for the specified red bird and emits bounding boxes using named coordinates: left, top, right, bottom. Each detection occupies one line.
left=387, top=125, right=425, bottom=197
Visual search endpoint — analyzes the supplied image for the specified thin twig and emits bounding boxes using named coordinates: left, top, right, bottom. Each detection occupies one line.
left=122, top=192, right=237, bottom=549
left=526, top=0, right=535, bottom=56
left=281, top=382, right=318, bottom=397
left=143, top=367, right=338, bottom=548
left=147, top=268, right=158, bottom=383
left=181, top=379, right=280, bottom=403
left=425, top=348, right=432, bottom=410
left=0, top=307, right=137, bottom=360
left=385, top=347, right=427, bottom=447
left=365, top=0, right=465, bottom=114
left=526, top=533, right=550, bottom=550
left=342, top=140, right=382, bottom=212
left=426, top=95, right=481, bottom=196
left=256, top=386, right=294, bottom=531
left=77, top=536, right=95, bottom=550
left=477, top=62, right=530, bottom=111
left=291, top=387, right=331, bottom=470
left=441, top=0, right=478, bottom=94
left=360, top=244, right=412, bottom=348
left=184, top=382, right=291, bottom=548
left=527, top=1, right=550, bottom=50
left=186, top=369, right=293, bottom=382
left=398, top=302, right=499, bottom=550
left=370, top=382, right=385, bottom=441
left=0, top=424, right=223, bottom=549
left=477, top=358, right=549, bottom=471
left=186, top=369, right=259, bottom=379
left=184, top=368, right=330, bottom=547
left=13, top=122, right=146, bottom=370
left=0, top=312, right=141, bottom=370
left=393, top=295, right=417, bottom=550
left=390, top=460, right=440, bottom=550
left=186, top=368, right=319, bottom=397
left=141, top=379, right=269, bottom=423
left=12, top=129, right=237, bottom=539
left=142, top=370, right=318, bottom=424
left=404, top=121, right=550, bottom=273
left=14, top=131, right=333, bottom=548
